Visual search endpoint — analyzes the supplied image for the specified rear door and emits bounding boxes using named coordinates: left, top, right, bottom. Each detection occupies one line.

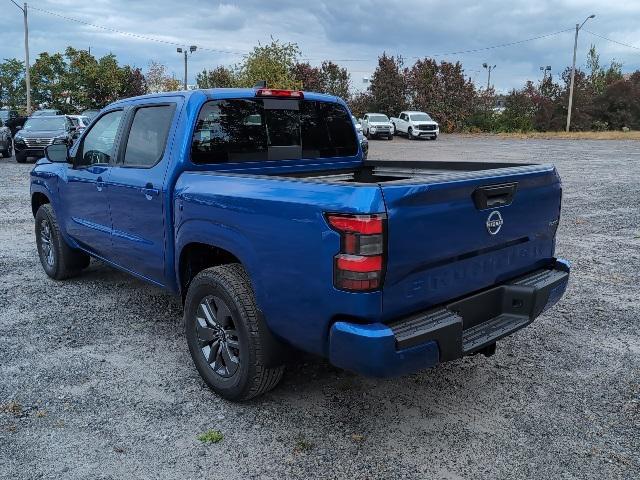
left=379, top=164, right=562, bottom=320
left=106, top=101, right=178, bottom=285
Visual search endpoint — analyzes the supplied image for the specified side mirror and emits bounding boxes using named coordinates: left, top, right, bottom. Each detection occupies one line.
left=45, top=144, right=70, bottom=163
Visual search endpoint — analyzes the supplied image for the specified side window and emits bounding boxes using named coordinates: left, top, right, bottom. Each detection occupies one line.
left=123, top=105, right=175, bottom=168
left=77, top=110, right=123, bottom=167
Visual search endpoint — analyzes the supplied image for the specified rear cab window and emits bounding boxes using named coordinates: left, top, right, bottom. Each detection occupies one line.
left=191, top=98, right=358, bottom=164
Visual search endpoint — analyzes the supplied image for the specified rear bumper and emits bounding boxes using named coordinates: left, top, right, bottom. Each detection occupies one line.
left=328, top=258, right=570, bottom=377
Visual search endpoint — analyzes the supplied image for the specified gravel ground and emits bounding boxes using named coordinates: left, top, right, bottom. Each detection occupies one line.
left=1, top=135, right=638, bottom=480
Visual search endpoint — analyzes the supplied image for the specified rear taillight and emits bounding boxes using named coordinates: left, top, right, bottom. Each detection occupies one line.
left=326, top=213, right=386, bottom=292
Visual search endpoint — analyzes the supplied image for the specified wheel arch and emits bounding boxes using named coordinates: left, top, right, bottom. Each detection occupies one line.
left=31, top=191, right=51, bottom=217
left=178, top=242, right=244, bottom=301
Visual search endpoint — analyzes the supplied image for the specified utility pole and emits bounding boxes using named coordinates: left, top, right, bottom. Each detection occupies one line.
left=10, top=1, right=31, bottom=114
left=482, top=63, right=496, bottom=91
left=177, top=46, right=197, bottom=90
left=566, top=14, right=595, bottom=132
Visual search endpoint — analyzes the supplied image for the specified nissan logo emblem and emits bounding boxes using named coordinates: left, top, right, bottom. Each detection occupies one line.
left=486, top=210, right=503, bottom=235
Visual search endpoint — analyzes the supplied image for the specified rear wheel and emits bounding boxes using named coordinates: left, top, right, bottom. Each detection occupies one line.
left=1, top=141, right=11, bottom=158
left=184, top=264, right=284, bottom=401
left=35, top=204, right=90, bottom=280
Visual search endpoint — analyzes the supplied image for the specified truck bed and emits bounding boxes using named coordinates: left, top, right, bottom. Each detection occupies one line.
left=266, top=160, right=539, bottom=184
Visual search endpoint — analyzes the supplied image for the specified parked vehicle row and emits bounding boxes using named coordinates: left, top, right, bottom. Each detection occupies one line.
left=30, top=86, right=569, bottom=401
left=0, top=120, right=12, bottom=158
left=356, top=110, right=441, bottom=141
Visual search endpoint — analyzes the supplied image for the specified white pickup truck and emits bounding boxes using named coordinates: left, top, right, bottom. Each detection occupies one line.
left=360, top=113, right=394, bottom=140
left=390, top=111, right=439, bottom=140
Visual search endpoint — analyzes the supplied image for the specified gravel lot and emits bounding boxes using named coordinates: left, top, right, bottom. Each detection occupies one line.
left=1, top=135, right=638, bottom=480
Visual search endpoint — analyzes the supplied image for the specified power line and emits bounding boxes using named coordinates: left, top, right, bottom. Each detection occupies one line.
left=583, top=29, right=640, bottom=51
left=27, top=5, right=575, bottom=65
left=28, top=6, right=247, bottom=56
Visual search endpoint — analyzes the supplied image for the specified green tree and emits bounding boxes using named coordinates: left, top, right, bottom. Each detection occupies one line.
left=319, top=61, right=350, bottom=99
left=30, top=52, right=67, bottom=111
left=237, top=39, right=301, bottom=89
left=196, top=66, right=237, bottom=88
left=0, top=58, right=26, bottom=109
left=368, top=53, right=407, bottom=117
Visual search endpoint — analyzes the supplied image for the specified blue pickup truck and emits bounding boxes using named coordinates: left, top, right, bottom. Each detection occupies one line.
left=30, top=87, right=570, bottom=401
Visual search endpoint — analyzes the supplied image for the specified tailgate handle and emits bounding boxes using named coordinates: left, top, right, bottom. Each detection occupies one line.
left=472, top=183, right=517, bottom=210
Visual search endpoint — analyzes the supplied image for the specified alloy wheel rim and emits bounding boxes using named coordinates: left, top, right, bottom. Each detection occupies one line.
left=195, top=295, right=240, bottom=378
left=40, top=219, right=55, bottom=267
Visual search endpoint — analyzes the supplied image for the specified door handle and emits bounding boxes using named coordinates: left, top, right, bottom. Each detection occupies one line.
left=142, top=182, right=159, bottom=200
left=96, top=176, right=105, bottom=192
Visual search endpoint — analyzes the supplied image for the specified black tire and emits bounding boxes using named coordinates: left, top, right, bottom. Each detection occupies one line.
left=16, top=151, right=27, bottom=163
left=387, top=134, right=393, bottom=140
left=35, top=204, right=90, bottom=280
left=184, top=264, right=284, bottom=401
left=407, top=127, right=413, bottom=140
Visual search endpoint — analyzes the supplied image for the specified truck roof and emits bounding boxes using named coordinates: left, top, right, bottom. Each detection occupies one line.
left=111, top=88, right=344, bottom=107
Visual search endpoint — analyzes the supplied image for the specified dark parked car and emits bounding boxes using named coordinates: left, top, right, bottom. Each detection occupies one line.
left=0, top=108, right=27, bottom=136
left=13, top=115, right=76, bottom=163
left=0, top=119, right=12, bottom=158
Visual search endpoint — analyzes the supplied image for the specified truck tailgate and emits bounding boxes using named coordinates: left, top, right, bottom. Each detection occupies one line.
left=379, top=164, right=561, bottom=320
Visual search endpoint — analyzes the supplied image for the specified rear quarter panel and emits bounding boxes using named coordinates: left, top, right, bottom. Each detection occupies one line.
left=174, top=173, right=386, bottom=356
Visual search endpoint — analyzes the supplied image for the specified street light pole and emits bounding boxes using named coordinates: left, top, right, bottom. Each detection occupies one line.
left=540, top=65, right=551, bottom=82
left=10, top=1, right=31, bottom=114
left=566, top=14, right=595, bottom=132
left=176, top=46, right=197, bottom=90
left=482, top=63, right=496, bottom=90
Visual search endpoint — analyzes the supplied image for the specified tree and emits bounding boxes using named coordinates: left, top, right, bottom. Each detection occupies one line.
left=560, top=67, right=594, bottom=131
left=291, top=62, right=323, bottom=92
left=237, top=39, right=301, bottom=89
left=368, top=53, right=407, bottom=117
left=0, top=58, right=26, bottom=109
left=319, top=61, right=350, bottom=99
left=196, top=66, right=237, bottom=88
left=119, top=66, right=147, bottom=99
left=406, top=58, right=475, bottom=132
left=30, top=52, right=68, bottom=111
left=348, top=92, right=373, bottom=118
left=594, top=79, right=640, bottom=130
left=145, top=61, right=180, bottom=93
left=498, top=82, right=536, bottom=132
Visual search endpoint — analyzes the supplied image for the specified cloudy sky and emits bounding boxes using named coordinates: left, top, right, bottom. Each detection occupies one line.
left=1, top=0, right=639, bottom=93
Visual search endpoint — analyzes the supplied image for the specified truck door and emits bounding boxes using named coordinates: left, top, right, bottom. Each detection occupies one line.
left=59, top=109, right=124, bottom=258
left=106, top=101, right=178, bottom=285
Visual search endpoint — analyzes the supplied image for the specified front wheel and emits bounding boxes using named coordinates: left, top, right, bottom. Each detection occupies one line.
left=15, top=151, right=27, bottom=163
left=35, top=204, right=90, bottom=280
left=184, top=264, right=284, bottom=401
left=407, top=128, right=413, bottom=140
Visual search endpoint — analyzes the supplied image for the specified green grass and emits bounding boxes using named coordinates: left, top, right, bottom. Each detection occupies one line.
left=197, top=429, right=223, bottom=444
left=293, top=436, right=314, bottom=453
